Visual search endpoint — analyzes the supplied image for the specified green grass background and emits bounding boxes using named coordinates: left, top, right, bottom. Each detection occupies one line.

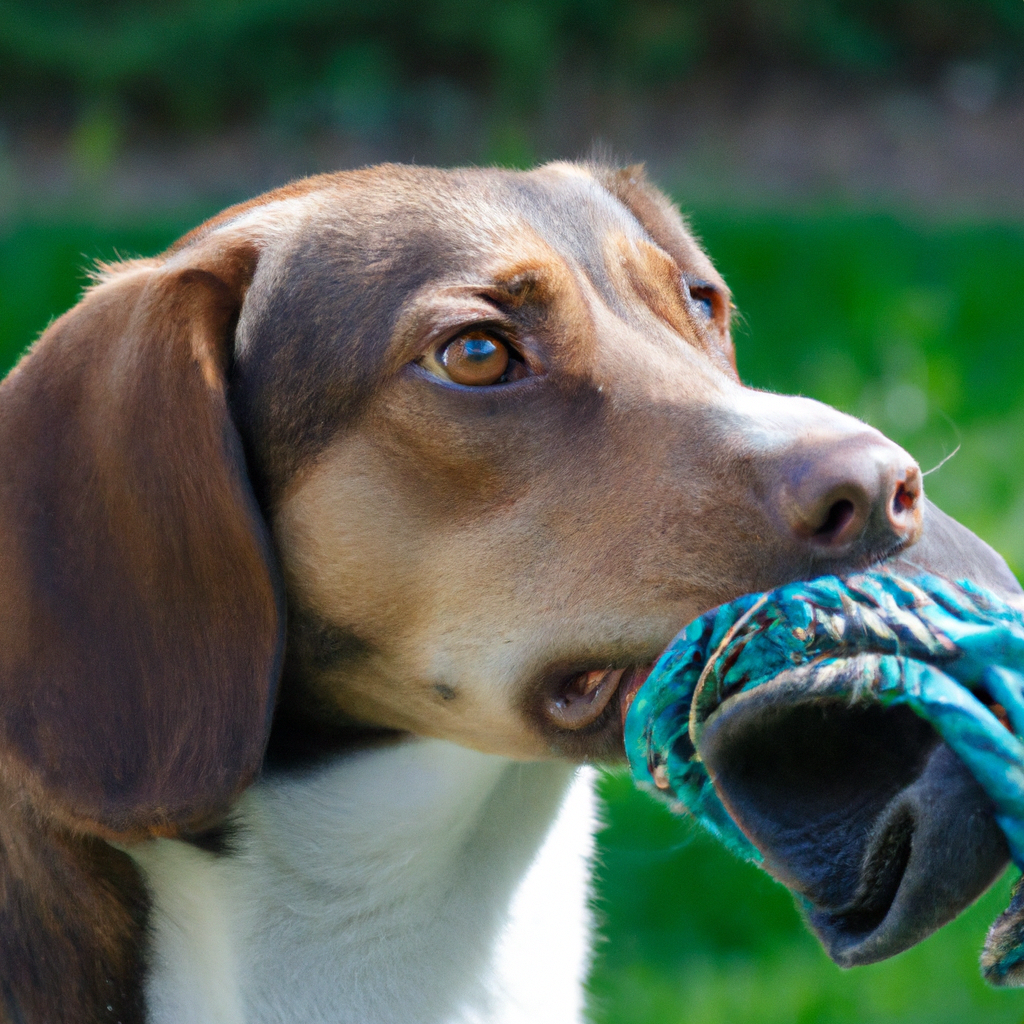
left=1, top=209, right=1023, bottom=1023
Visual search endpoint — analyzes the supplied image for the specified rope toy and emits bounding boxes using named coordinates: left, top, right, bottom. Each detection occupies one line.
left=624, top=570, right=1024, bottom=985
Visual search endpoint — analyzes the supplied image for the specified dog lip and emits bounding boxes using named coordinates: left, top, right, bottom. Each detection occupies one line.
left=618, top=663, right=654, bottom=722
left=544, top=667, right=626, bottom=730
left=543, top=663, right=655, bottom=732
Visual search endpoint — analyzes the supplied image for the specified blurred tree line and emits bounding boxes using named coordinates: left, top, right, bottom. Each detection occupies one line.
left=1, top=0, right=1022, bottom=134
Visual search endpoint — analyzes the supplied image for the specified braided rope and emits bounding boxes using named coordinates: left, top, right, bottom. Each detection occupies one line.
left=624, top=571, right=1024, bottom=985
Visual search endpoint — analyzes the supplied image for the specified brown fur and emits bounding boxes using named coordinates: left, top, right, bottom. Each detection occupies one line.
left=0, top=243, right=282, bottom=1021
left=0, top=782, right=149, bottom=1023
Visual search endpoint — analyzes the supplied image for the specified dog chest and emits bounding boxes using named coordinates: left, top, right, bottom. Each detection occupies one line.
left=132, top=739, right=596, bottom=1024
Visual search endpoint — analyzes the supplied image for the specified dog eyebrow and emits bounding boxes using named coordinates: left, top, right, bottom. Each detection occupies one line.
left=486, top=270, right=543, bottom=304
left=476, top=269, right=555, bottom=312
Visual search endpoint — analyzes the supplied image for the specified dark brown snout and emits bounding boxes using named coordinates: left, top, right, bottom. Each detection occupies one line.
left=778, top=434, right=922, bottom=556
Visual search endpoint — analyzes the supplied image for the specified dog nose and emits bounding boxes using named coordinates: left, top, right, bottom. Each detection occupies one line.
left=779, top=435, right=922, bottom=554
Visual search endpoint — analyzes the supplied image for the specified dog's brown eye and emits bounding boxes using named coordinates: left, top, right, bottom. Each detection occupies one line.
left=441, top=333, right=511, bottom=386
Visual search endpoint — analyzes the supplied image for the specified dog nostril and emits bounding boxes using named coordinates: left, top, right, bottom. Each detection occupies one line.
left=776, top=431, right=924, bottom=557
left=893, top=482, right=915, bottom=514
left=813, top=499, right=856, bottom=543
left=886, top=468, right=923, bottom=543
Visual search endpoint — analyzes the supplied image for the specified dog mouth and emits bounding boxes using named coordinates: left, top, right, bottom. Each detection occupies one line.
left=543, top=663, right=654, bottom=732
left=537, top=539, right=916, bottom=741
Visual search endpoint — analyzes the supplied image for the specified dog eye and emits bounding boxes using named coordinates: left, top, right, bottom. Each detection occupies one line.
left=687, top=285, right=716, bottom=322
left=441, top=332, right=512, bottom=386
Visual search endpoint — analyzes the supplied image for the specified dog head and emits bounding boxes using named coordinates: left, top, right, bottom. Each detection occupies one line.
left=227, top=162, right=926, bottom=766
left=0, top=162, right=1013, bottom=960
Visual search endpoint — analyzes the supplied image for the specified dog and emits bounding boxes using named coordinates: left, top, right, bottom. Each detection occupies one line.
left=0, top=162, right=1019, bottom=1024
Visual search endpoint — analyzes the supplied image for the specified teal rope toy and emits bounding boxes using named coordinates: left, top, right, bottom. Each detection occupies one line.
left=624, top=571, right=1024, bottom=985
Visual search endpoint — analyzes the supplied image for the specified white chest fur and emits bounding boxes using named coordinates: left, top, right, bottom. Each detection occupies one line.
left=131, top=740, right=597, bottom=1024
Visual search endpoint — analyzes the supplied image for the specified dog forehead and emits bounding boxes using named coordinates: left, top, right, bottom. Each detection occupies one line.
left=224, top=163, right=671, bottom=291
left=225, top=163, right=698, bottom=490
left=233, top=163, right=691, bottom=355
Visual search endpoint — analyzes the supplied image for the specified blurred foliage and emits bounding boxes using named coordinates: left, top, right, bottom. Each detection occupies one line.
left=1, top=205, right=1023, bottom=1022
left=0, top=0, right=1022, bottom=131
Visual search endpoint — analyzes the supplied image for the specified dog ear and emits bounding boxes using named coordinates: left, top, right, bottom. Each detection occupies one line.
left=0, top=245, right=284, bottom=841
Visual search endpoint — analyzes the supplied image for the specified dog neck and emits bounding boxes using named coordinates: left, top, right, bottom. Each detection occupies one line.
left=132, top=738, right=595, bottom=1024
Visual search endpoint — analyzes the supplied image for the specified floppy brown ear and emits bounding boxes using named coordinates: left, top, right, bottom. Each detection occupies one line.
left=0, top=248, right=283, bottom=840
